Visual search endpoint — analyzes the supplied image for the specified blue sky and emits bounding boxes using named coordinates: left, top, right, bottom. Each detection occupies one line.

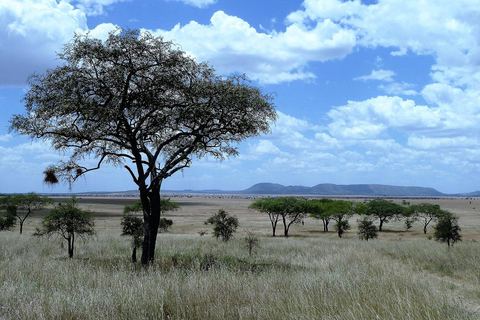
left=1, top=0, right=480, bottom=194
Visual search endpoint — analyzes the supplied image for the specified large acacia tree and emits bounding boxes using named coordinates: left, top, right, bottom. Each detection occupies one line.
left=10, top=29, right=276, bottom=265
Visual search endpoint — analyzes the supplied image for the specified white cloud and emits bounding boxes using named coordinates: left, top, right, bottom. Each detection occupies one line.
left=0, top=0, right=87, bottom=86
left=314, top=133, right=341, bottom=148
left=354, top=69, right=395, bottom=82
left=379, top=82, right=418, bottom=96
left=67, top=0, right=130, bottom=16
left=0, top=0, right=117, bottom=87
left=248, top=140, right=283, bottom=155
left=408, top=135, right=480, bottom=150
left=292, top=0, right=480, bottom=90
left=153, top=10, right=356, bottom=83
left=170, top=0, right=217, bottom=8
left=0, top=134, right=12, bottom=142
left=327, top=96, right=442, bottom=140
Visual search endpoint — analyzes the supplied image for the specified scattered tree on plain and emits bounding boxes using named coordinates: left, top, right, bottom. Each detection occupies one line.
left=35, top=197, right=95, bottom=258
left=249, top=197, right=307, bottom=237
left=10, top=28, right=275, bottom=265
left=365, top=199, right=405, bottom=232
left=205, top=209, right=239, bottom=241
left=408, top=203, right=443, bottom=234
left=357, top=217, right=378, bottom=241
left=277, top=197, right=308, bottom=237
left=308, top=198, right=334, bottom=232
left=249, top=198, right=282, bottom=236
left=326, top=200, right=358, bottom=238
left=434, top=211, right=462, bottom=247
left=121, top=198, right=179, bottom=263
left=0, top=193, right=52, bottom=234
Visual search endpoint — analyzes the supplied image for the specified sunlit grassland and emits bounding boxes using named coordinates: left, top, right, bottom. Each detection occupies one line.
left=1, top=196, right=480, bottom=319
left=1, top=232, right=479, bottom=319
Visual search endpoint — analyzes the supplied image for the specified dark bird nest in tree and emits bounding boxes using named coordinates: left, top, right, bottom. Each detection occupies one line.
left=43, top=169, right=59, bottom=185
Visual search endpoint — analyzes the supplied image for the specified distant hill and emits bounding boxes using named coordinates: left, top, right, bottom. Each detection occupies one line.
left=240, top=183, right=446, bottom=196
left=43, top=182, right=456, bottom=197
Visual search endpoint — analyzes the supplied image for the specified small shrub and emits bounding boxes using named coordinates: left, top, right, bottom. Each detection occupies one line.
left=244, top=230, right=261, bottom=257
left=159, top=218, right=173, bottom=233
left=434, top=212, right=462, bottom=247
left=0, top=211, right=16, bottom=231
left=205, top=209, right=239, bottom=241
left=357, top=217, right=378, bottom=241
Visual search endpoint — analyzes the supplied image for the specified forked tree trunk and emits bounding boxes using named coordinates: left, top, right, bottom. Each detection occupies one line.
left=322, top=219, right=329, bottom=232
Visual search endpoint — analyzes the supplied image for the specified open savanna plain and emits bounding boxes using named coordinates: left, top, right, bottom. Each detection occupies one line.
left=1, top=195, right=479, bottom=319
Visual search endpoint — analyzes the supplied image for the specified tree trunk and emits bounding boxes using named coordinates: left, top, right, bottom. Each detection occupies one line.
left=272, top=225, right=276, bottom=237
left=322, top=219, right=329, bottom=232
left=68, top=233, right=74, bottom=258
left=282, top=215, right=289, bottom=237
left=19, top=220, right=24, bottom=234
left=379, top=219, right=384, bottom=232
left=140, top=182, right=162, bottom=265
left=423, top=224, right=428, bottom=234
left=132, top=246, right=137, bottom=264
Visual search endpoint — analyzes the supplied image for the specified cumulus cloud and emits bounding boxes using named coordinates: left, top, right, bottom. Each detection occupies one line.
left=0, top=134, right=12, bottom=142
left=379, top=82, right=418, bottom=96
left=354, top=69, right=395, bottom=82
left=327, top=96, right=442, bottom=140
left=248, top=140, right=283, bottom=155
left=67, top=0, right=130, bottom=16
left=153, top=10, right=356, bottom=83
left=170, top=0, right=217, bottom=8
left=408, top=135, right=480, bottom=150
left=291, top=0, right=480, bottom=89
left=0, top=0, right=86, bottom=86
left=0, top=0, right=118, bottom=87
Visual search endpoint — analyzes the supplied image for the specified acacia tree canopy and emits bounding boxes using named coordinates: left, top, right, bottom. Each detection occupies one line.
left=0, top=193, right=53, bottom=234
left=10, top=28, right=276, bottom=265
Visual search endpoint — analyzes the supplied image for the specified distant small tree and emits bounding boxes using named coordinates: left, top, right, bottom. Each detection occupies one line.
left=404, top=218, right=414, bottom=231
left=249, top=197, right=307, bottom=237
left=35, top=197, right=95, bottom=258
left=366, top=199, right=405, bottom=231
left=244, top=230, right=260, bottom=257
left=0, top=193, right=53, bottom=234
left=0, top=211, right=16, bottom=231
left=357, top=217, right=378, bottom=241
left=308, top=198, right=334, bottom=232
left=408, top=203, right=443, bottom=234
left=434, top=211, right=462, bottom=247
left=279, top=197, right=308, bottom=237
left=326, top=200, right=357, bottom=238
left=205, top=209, right=239, bottom=241
left=249, top=198, right=282, bottom=237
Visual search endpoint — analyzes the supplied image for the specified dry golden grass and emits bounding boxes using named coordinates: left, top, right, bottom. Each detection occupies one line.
left=2, top=195, right=479, bottom=319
